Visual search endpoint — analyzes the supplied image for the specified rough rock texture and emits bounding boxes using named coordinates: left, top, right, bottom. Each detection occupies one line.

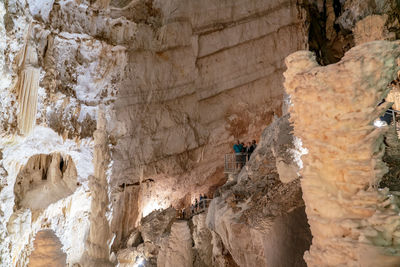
left=106, top=0, right=308, bottom=245
left=139, top=207, right=176, bottom=245
left=157, top=221, right=193, bottom=267
left=210, top=231, right=239, bottom=267
left=353, top=14, right=397, bottom=45
left=301, top=0, right=400, bottom=65
left=116, top=207, right=177, bottom=266
left=0, top=127, right=93, bottom=266
left=192, top=213, right=213, bottom=267
left=284, top=41, right=400, bottom=266
left=207, top=115, right=311, bottom=267
left=380, top=125, right=400, bottom=191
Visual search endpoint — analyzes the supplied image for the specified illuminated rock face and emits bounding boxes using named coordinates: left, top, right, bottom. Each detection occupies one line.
left=27, top=230, right=66, bottom=267
left=284, top=41, right=400, bottom=266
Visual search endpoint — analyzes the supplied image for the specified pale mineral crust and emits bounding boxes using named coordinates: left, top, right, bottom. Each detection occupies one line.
left=284, top=41, right=400, bottom=266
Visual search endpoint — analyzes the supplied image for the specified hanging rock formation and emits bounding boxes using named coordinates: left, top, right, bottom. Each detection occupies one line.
left=15, top=29, right=40, bottom=135
left=284, top=41, right=400, bottom=266
left=14, top=153, right=78, bottom=210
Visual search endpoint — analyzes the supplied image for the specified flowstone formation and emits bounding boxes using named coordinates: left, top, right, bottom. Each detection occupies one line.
left=284, top=41, right=400, bottom=266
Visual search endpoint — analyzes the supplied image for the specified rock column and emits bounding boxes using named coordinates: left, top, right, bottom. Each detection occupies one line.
left=82, top=106, right=112, bottom=266
left=284, top=41, right=400, bottom=266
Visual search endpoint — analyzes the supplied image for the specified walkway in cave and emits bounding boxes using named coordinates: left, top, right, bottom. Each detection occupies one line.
left=179, top=199, right=211, bottom=220
left=28, top=230, right=66, bottom=267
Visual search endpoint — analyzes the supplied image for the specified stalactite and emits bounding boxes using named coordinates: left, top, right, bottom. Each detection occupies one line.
left=284, top=41, right=400, bottom=266
left=15, top=27, right=40, bottom=135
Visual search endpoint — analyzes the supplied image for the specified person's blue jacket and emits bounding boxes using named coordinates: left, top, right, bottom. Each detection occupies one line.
left=233, top=144, right=243, bottom=153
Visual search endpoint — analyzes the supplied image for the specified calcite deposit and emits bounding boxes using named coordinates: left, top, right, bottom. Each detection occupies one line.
left=285, top=41, right=400, bottom=266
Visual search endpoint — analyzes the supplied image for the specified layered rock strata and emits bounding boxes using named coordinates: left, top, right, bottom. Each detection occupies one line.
left=284, top=41, right=400, bottom=266
left=106, top=0, right=308, bottom=244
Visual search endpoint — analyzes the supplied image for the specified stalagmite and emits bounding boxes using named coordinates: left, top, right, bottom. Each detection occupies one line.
left=81, top=106, right=112, bottom=266
left=284, top=41, right=400, bottom=266
left=15, top=28, right=40, bottom=135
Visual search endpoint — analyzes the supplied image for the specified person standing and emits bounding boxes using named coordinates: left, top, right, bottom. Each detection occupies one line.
left=204, top=194, right=209, bottom=208
left=247, top=140, right=257, bottom=160
left=240, top=143, right=247, bottom=167
left=199, top=194, right=203, bottom=210
left=251, top=140, right=257, bottom=150
left=233, top=140, right=242, bottom=153
left=246, top=141, right=252, bottom=160
left=233, top=140, right=243, bottom=169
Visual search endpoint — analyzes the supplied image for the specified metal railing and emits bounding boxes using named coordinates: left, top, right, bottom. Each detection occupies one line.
left=387, top=108, right=400, bottom=131
left=224, top=153, right=249, bottom=173
left=178, top=199, right=212, bottom=220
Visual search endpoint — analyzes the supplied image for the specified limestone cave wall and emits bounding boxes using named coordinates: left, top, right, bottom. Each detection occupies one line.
left=2, top=0, right=400, bottom=266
